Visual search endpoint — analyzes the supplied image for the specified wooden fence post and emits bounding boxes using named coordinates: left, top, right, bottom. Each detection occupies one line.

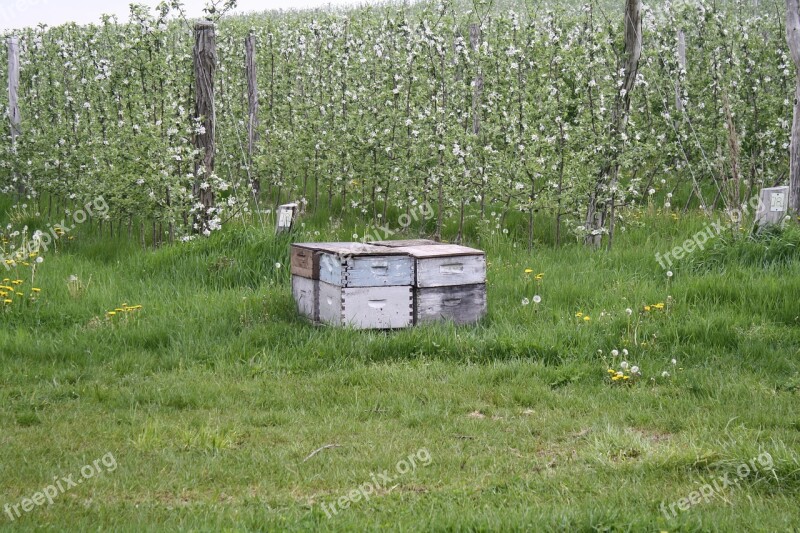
left=8, top=37, right=21, bottom=143
left=675, top=29, right=686, bottom=112
left=246, top=31, right=260, bottom=196
left=193, top=21, right=217, bottom=234
left=469, top=23, right=483, bottom=136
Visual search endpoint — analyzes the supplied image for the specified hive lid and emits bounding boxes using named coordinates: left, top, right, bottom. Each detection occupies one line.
left=291, top=242, right=408, bottom=256
left=370, top=239, right=444, bottom=248
left=390, top=244, right=485, bottom=258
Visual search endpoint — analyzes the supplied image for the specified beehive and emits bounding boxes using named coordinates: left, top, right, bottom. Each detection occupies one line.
left=290, top=242, right=414, bottom=329
left=291, top=241, right=487, bottom=329
left=376, top=244, right=487, bottom=325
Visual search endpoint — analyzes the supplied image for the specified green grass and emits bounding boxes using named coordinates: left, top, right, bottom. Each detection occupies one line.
left=1, top=207, right=799, bottom=532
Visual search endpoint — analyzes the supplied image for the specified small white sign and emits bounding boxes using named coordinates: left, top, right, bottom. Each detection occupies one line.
left=770, top=193, right=786, bottom=213
left=279, top=208, right=294, bottom=227
left=276, top=203, right=298, bottom=234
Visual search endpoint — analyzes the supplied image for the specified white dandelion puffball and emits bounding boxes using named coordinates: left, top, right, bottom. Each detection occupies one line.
left=625, top=308, right=633, bottom=316
left=620, top=361, right=629, bottom=370
left=631, top=366, right=640, bottom=374
left=622, top=349, right=629, bottom=356
left=521, top=298, right=530, bottom=306
left=662, top=371, right=670, bottom=378
left=275, top=262, right=282, bottom=269
left=36, top=257, right=44, bottom=264
left=611, top=349, right=619, bottom=357
left=671, top=358, right=677, bottom=365
left=533, top=295, right=541, bottom=304
left=667, top=271, right=673, bottom=278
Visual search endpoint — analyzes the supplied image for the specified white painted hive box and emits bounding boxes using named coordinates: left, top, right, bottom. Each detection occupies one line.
left=315, top=243, right=415, bottom=288
left=318, top=283, right=413, bottom=329
left=388, top=244, right=486, bottom=288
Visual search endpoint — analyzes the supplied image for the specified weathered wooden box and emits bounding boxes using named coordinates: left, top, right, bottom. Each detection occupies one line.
left=290, top=241, right=487, bottom=328
left=291, top=242, right=414, bottom=287
left=318, top=282, right=413, bottom=329
left=415, top=283, right=487, bottom=325
left=387, top=244, right=486, bottom=288
left=291, top=275, right=318, bottom=321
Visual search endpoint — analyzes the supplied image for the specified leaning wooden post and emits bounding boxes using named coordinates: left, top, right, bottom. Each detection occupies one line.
left=675, top=29, right=686, bottom=113
left=8, top=37, right=22, bottom=196
left=193, top=21, right=217, bottom=234
left=469, top=23, right=483, bottom=137
left=786, top=0, right=800, bottom=215
left=8, top=37, right=21, bottom=143
left=245, top=31, right=260, bottom=197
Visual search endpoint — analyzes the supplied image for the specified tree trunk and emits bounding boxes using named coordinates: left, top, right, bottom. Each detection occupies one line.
left=246, top=32, right=260, bottom=197
left=586, top=0, right=642, bottom=248
left=193, top=21, right=217, bottom=235
left=787, top=0, right=800, bottom=214
left=676, top=29, right=686, bottom=113
left=8, top=37, right=22, bottom=196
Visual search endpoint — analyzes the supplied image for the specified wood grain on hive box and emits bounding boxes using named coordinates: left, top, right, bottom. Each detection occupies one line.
left=415, top=283, right=487, bottom=325
left=291, top=243, right=413, bottom=287
left=291, top=242, right=354, bottom=279
left=315, top=244, right=414, bottom=287
left=318, top=282, right=413, bottom=329
left=393, top=244, right=486, bottom=288
left=291, top=275, right=317, bottom=321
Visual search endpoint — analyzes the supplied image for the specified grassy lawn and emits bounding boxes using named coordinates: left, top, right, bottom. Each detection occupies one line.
left=1, top=207, right=799, bottom=531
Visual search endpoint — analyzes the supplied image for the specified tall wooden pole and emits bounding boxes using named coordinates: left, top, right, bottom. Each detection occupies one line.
left=786, top=0, right=800, bottom=215
left=675, top=29, right=686, bottom=113
left=8, top=37, right=21, bottom=143
left=246, top=31, right=260, bottom=196
left=8, top=37, right=22, bottom=196
left=469, top=23, right=483, bottom=137
left=193, top=21, right=217, bottom=234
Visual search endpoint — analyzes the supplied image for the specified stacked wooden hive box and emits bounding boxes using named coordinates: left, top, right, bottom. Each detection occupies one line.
left=290, top=239, right=486, bottom=329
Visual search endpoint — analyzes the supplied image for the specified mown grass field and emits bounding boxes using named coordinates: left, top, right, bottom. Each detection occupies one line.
left=1, top=204, right=799, bottom=531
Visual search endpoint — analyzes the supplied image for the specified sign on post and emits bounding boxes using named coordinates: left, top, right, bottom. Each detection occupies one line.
left=277, top=203, right=298, bottom=234
left=755, top=186, right=790, bottom=229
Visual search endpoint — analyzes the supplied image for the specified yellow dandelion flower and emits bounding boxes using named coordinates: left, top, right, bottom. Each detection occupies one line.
left=107, top=311, right=116, bottom=316
left=644, top=305, right=651, bottom=312
left=623, top=376, right=630, bottom=380
left=31, top=288, right=41, bottom=293
left=607, top=369, right=615, bottom=374
left=524, top=268, right=534, bottom=274
left=3, top=299, right=11, bottom=304
left=12, top=280, right=23, bottom=285
left=612, top=376, right=621, bottom=381
left=653, top=303, right=665, bottom=310
left=583, top=316, right=591, bottom=321
left=115, top=308, right=124, bottom=312
left=575, top=312, right=583, bottom=318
